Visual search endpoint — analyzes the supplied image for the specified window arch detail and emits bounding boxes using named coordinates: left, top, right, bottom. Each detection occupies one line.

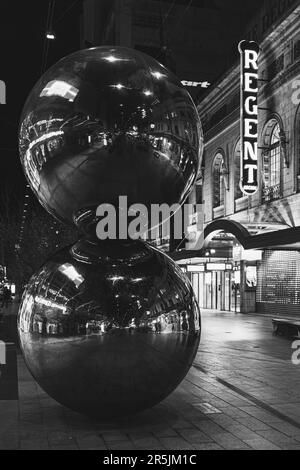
left=262, top=119, right=282, bottom=202
left=295, top=104, right=300, bottom=191
left=212, top=152, right=226, bottom=209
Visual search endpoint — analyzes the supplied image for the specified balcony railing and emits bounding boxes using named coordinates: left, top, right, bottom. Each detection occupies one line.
left=213, top=205, right=224, bottom=219
left=235, top=196, right=248, bottom=213
left=262, top=184, right=281, bottom=203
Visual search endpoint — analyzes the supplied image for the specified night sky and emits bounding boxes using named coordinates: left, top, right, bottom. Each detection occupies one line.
left=0, top=0, right=262, bottom=205
left=0, top=0, right=83, bottom=204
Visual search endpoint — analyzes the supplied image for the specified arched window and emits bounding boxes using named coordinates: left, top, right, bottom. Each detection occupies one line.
left=269, top=123, right=281, bottom=188
left=234, top=140, right=243, bottom=200
left=213, top=153, right=225, bottom=208
left=295, top=104, right=300, bottom=191
left=262, top=120, right=281, bottom=202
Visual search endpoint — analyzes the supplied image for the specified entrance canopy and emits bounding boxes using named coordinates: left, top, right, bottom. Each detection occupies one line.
left=172, top=219, right=300, bottom=261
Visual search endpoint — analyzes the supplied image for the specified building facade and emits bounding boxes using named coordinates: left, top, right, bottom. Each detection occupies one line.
left=184, top=1, right=300, bottom=315
left=80, top=0, right=300, bottom=316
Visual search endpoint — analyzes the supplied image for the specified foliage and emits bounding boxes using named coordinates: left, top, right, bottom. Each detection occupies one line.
left=0, top=183, right=77, bottom=292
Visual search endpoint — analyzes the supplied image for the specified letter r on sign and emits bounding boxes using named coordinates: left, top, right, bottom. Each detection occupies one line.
left=244, top=49, right=259, bottom=70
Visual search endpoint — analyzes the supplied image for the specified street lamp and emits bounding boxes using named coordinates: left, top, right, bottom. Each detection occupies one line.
left=46, top=32, right=56, bottom=40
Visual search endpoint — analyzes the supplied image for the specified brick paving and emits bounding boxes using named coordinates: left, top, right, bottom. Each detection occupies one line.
left=1, top=308, right=300, bottom=450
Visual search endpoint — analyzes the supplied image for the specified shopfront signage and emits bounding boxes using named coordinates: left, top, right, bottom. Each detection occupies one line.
left=181, top=80, right=211, bottom=88
left=239, top=40, right=260, bottom=196
left=187, top=265, right=205, bottom=273
left=207, top=263, right=231, bottom=272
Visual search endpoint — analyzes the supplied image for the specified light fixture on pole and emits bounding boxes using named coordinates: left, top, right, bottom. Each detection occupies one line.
left=46, top=31, right=56, bottom=40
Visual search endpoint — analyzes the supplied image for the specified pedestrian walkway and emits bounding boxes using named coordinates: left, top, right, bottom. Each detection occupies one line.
left=1, top=310, right=300, bottom=450
left=0, top=301, right=19, bottom=316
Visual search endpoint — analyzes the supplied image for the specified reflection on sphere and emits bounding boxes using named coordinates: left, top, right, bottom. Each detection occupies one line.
left=18, top=239, right=201, bottom=417
left=19, top=46, right=203, bottom=231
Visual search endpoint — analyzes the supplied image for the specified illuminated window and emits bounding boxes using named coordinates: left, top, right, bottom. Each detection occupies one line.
left=296, top=106, right=300, bottom=190
left=263, top=121, right=281, bottom=202
left=269, top=124, right=281, bottom=188
left=213, top=153, right=225, bottom=208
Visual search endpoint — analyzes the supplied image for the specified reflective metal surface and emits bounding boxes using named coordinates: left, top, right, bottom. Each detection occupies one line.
left=18, top=239, right=201, bottom=417
left=19, top=47, right=203, bottom=231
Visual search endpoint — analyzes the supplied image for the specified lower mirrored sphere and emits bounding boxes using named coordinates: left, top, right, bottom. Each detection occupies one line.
left=18, top=239, right=201, bottom=417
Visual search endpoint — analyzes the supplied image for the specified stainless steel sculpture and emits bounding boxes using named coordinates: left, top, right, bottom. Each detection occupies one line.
left=18, top=47, right=202, bottom=417
left=18, top=239, right=200, bottom=416
left=19, top=46, right=203, bottom=232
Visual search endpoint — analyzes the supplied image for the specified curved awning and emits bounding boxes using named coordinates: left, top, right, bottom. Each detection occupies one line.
left=171, top=219, right=300, bottom=261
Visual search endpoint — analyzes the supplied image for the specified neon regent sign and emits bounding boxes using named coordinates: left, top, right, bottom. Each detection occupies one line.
left=239, top=40, right=260, bottom=196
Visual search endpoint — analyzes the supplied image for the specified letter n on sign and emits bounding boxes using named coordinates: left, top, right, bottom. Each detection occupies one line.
left=238, top=40, right=260, bottom=196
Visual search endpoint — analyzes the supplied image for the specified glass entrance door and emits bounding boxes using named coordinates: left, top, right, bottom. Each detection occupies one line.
left=190, top=269, right=240, bottom=312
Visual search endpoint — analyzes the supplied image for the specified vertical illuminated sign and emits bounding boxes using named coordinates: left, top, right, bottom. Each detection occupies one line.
left=239, top=40, right=260, bottom=196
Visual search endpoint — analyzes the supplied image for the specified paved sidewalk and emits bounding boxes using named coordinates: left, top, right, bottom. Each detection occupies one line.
left=1, top=310, right=300, bottom=450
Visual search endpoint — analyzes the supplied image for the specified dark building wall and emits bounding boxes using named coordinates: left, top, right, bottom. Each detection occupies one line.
left=81, top=0, right=263, bottom=93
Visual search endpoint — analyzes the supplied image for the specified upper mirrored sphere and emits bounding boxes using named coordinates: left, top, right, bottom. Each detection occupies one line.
left=19, top=46, right=203, bottom=230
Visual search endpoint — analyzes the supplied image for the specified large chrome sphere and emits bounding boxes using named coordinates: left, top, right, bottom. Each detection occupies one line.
left=19, top=46, right=203, bottom=231
left=18, top=239, right=201, bottom=417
